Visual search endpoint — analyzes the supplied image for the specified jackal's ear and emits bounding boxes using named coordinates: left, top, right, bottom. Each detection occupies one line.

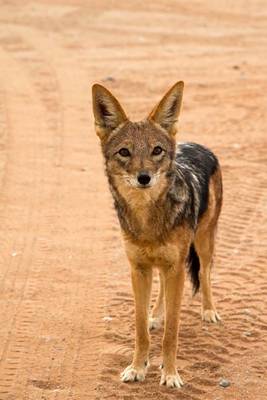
left=148, top=81, right=184, bottom=136
left=92, top=84, right=128, bottom=140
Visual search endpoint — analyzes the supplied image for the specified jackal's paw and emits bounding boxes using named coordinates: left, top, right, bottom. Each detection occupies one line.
left=120, top=362, right=149, bottom=383
left=149, top=316, right=163, bottom=330
left=202, top=309, right=221, bottom=323
left=160, top=370, right=184, bottom=388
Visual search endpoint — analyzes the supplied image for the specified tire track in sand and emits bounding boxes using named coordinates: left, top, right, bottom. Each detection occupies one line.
left=0, top=2, right=266, bottom=400
left=0, top=21, right=111, bottom=399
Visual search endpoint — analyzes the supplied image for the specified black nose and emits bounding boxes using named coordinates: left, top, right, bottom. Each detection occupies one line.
left=137, top=172, right=151, bottom=186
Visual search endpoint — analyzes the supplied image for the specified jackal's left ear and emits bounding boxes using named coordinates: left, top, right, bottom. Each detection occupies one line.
left=92, top=84, right=128, bottom=141
left=148, top=81, right=184, bottom=136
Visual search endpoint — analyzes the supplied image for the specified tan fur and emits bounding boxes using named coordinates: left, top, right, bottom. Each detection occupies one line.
left=149, top=167, right=223, bottom=324
left=124, top=225, right=192, bottom=385
left=149, top=81, right=184, bottom=136
left=92, top=82, right=222, bottom=388
left=149, top=271, right=164, bottom=329
left=194, top=167, right=222, bottom=322
left=113, top=171, right=168, bottom=236
left=92, top=84, right=128, bottom=140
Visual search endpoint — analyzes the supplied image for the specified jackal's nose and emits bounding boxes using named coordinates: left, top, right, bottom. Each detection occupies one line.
left=137, top=172, right=151, bottom=186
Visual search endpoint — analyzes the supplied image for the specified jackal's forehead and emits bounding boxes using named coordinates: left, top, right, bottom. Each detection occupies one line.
left=103, top=120, right=175, bottom=157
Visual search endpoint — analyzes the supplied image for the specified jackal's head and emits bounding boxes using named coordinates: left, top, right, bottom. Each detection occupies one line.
left=92, top=82, right=184, bottom=201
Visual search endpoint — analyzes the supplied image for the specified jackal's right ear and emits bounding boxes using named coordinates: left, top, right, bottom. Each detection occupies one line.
left=148, top=81, right=184, bottom=136
left=92, top=84, right=128, bottom=141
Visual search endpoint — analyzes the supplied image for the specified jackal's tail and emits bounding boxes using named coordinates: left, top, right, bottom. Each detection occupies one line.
left=187, top=244, right=200, bottom=295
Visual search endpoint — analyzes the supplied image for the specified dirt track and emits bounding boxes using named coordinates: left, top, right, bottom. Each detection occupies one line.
left=0, top=1, right=266, bottom=399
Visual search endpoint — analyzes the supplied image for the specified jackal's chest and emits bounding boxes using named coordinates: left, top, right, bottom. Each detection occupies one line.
left=124, top=226, right=191, bottom=269
left=124, top=203, right=167, bottom=243
left=115, top=192, right=164, bottom=241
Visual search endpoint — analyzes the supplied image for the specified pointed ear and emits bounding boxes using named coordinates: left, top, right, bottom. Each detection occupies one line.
left=148, top=81, right=184, bottom=136
left=92, top=84, right=128, bottom=140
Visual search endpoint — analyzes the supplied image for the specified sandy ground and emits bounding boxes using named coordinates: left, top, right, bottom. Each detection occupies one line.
left=0, top=1, right=266, bottom=399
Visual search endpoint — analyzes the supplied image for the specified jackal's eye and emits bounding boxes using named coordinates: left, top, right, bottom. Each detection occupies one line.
left=152, top=146, right=163, bottom=156
left=118, top=148, right=131, bottom=157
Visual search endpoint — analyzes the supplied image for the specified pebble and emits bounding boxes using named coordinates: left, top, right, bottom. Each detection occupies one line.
left=243, top=331, right=252, bottom=337
left=219, top=378, right=230, bottom=388
left=103, top=316, right=113, bottom=322
left=232, top=143, right=241, bottom=149
left=103, top=76, right=115, bottom=82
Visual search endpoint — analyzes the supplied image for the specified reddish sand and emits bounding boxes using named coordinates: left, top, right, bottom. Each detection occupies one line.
left=0, top=1, right=266, bottom=399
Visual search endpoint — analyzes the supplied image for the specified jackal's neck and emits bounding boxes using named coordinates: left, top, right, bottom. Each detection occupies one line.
left=108, top=171, right=188, bottom=243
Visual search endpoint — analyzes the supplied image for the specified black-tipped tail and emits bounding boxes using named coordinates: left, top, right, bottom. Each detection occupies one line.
left=187, top=244, right=200, bottom=295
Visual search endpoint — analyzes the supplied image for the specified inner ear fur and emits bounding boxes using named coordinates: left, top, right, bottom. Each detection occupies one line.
left=92, top=84, right=128, bottom=140
left=148, top=81, right=184, bottom=136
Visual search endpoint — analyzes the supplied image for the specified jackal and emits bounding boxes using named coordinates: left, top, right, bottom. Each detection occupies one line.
left=92, top=82, right=222, bottom=388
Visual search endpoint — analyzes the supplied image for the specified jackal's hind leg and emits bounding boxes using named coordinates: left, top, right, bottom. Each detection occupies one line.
left=194, top=231, right=221, bottom=323
left=149, top=271, right=164, bottom=330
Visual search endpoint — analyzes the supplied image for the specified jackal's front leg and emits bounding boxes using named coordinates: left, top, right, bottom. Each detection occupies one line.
left=121, top=263, right=152, bottom=383
left=160, top=266, right=185, bottom=388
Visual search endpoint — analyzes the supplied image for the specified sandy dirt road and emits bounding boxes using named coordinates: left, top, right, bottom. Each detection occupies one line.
left=0, top=1, right=266, bottom=399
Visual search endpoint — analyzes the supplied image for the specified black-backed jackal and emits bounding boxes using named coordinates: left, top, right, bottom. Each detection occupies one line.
left=92, top=82, right=222, bottom=388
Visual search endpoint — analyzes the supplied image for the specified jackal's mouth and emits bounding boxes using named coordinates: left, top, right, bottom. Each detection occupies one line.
left=122, top=172, right=161, bottom=189
left=136, top=183, right=152, bottom=189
